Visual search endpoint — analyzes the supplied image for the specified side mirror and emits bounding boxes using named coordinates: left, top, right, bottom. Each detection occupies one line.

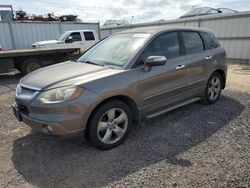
left=145, top=56, right=167, bottom=67
left=65, top=36, right=73, bottom=43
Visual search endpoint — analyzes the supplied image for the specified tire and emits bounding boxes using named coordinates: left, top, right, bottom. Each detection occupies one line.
left=201, top=72, right=222, bottom=104
left=21, top=58, right=42, bottom=75
left=88, top=100, right=132, bottom=150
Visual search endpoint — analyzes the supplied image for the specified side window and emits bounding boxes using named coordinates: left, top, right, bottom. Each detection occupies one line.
left=207, top=9, right=219, bottom=14
left=182, top=31, right=204, bottom=54
left=141, top=32, right=180, bottom=62
left=84, top=32, right=95, bottom=41
left=70, top=32, right=82, bottom=41
left=201, top=32, right=220, bottom=50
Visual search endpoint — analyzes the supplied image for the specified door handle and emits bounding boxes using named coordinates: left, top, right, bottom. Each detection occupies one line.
left=176, top=65, right=186, bottom=70
left=205, top=55, right=212, bottom=60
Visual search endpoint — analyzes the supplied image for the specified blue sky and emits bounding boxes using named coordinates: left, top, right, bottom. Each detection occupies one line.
left=1, top=0, right=249, bottom=24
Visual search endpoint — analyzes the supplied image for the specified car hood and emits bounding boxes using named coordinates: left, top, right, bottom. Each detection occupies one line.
left=33, top=40, right=63, bottom=46
left=20, top=61, right=124, bottom=90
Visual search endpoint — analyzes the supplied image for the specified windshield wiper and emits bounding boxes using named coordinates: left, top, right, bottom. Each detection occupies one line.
left=84, top=61, right=104, bottom=67
left=104, top=62, right=122, bottom=69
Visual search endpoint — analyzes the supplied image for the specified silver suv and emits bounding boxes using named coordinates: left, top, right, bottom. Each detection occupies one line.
left=13, top=26, right=227, bottom=149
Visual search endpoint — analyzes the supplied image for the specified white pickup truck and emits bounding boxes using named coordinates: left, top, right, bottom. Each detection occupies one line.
left=32, top=30, right=99, bottom=52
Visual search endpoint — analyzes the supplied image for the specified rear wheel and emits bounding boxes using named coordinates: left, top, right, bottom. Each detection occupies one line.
left=21, top=58, right=42, bottom=75
left=88, top=100, right=132, bottom=150
left=202, top=72, right=222, bottom=104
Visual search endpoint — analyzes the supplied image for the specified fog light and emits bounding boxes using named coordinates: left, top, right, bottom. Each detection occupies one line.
left=47, top=125, right=53, bottom=133
left=42, top=125, right=53, bottom=134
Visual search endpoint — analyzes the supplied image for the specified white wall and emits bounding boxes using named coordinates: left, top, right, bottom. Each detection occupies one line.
left=0, top=21, right=100, bottom=50
left=101, top=11, right=250, bottom=60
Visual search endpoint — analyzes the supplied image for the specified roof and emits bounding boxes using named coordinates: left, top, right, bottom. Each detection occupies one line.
left=65, top=29, right=95, bottom=33
left=116, top=26, right=213, bottom=35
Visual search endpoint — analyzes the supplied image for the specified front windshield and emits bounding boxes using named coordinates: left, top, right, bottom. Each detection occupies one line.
left=181, top=7, right=211, bottom=17
left=56, top=32, right=69, bottom=41
left=78, top=33, right=151, bottom=68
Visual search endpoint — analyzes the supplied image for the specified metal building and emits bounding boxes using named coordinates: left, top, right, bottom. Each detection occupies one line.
left=0, top=21, right=100, bottom=50
left=101, top=11, right=250, bottom=63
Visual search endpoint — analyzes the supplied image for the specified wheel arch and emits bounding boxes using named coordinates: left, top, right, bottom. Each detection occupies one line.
left=213, top=69, right=226, bottom=89
left=85, top=95, right=141, bottom=138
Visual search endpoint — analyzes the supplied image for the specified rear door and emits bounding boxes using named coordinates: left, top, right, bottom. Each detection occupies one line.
left=181, top=31, right=209, bottom=96
left=82, top=31, right=97, bottom=51
left=136, top=31, right=188, bottom=117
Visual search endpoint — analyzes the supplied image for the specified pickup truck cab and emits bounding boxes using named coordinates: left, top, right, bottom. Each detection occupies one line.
left=32, top=30, right=99, bottom=53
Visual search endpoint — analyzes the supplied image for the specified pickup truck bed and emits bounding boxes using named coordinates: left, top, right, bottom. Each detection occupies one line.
left=0, top=47, right=81, bottom=74
left=0, top=47, right=80, bottom=58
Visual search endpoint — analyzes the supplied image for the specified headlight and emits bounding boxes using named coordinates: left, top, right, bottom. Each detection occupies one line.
left=37, top=86, right=84, bottom=104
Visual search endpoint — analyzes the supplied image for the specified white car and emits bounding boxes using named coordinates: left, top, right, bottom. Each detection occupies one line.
left=32, top=30, right=99, bottom=53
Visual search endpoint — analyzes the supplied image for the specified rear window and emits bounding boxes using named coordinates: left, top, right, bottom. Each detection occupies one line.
left=84, top=32, right=95, bottom=41
left=182, top=31, right=204, bottom=54
left=201, top=32, right=220, bottom=50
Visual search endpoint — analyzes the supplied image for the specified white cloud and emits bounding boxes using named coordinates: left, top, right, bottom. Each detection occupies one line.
left=2, top=0, right=249, bottom=24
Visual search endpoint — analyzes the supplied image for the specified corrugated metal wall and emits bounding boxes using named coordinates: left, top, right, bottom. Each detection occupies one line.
left=0, top=22, right=13, bottom=49
left=101, top=11, right=250, bottom=61
left=0, top=21, right=100, bottom=50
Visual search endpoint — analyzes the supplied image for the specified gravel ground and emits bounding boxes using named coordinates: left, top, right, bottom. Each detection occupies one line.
left=0, top=65, right=249, bottom=188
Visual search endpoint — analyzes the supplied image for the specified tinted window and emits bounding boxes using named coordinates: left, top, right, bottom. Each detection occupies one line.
left=84, top=32, right=95, bottom=41
left=141, top=32, right=180, bottom=62
left=70, top=32, right=81, bottom=41
left=201, top=32, right=220, bottom=49
left=182, top=31, right=204, bottom=54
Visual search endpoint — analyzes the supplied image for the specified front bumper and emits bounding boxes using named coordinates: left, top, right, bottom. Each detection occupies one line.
left=12, top=102, right=85, bottom=137
left=13, top=85, right=102, bottom=137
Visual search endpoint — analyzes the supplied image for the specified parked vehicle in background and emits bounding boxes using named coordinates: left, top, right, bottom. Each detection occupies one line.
left=0, top=47, right=80, bottom=74
left=0, top=44, right=2, bottom=51
left=13, top=26, right=227, bottom=150
left=180, top=7, right=238, bottom=18
left=32, top=30, right=99, bottom=53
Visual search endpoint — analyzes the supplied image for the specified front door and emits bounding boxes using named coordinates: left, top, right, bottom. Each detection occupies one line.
left=136, top=31, right=188, bottom=117
left=67, top=32, right=83, bottom=50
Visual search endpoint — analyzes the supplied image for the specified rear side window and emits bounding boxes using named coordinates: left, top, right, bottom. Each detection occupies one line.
left=141, top=32, right=180, bottom=61
left=84, top=32, right=95, bottom=41
left=201, top=32, right=220, bottom=50
left=70, top=32, right=82, bottom=41
left=182, top=31, right=204, bottom=54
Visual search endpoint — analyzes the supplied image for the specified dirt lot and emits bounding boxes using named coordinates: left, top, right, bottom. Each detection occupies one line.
left=0, top=64, right=249, bottom=188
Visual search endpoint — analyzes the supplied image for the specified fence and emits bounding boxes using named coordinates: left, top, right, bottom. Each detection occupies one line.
left=0, top=21, right=100, bottom=50
left=101, top=11, right=250, bottom=62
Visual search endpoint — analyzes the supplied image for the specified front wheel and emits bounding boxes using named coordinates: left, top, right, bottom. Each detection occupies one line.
left=88, top=100, right=132, bottom=150
left=201, top=72, right=222, bottom=104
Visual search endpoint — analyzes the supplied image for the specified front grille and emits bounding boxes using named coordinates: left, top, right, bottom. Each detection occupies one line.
left=19, top=104, right=29, bottom=115
left=16, top=84, right=38, bottom=100
left=16, top=102, right=29, bottom=115
left=20, top=87, right=36, bottom=96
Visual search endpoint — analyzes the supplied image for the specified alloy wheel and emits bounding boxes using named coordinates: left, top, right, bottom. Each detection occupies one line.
left=97, top=108, right=128, bottom=144
left=208, top=76, right=221, bottom=101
